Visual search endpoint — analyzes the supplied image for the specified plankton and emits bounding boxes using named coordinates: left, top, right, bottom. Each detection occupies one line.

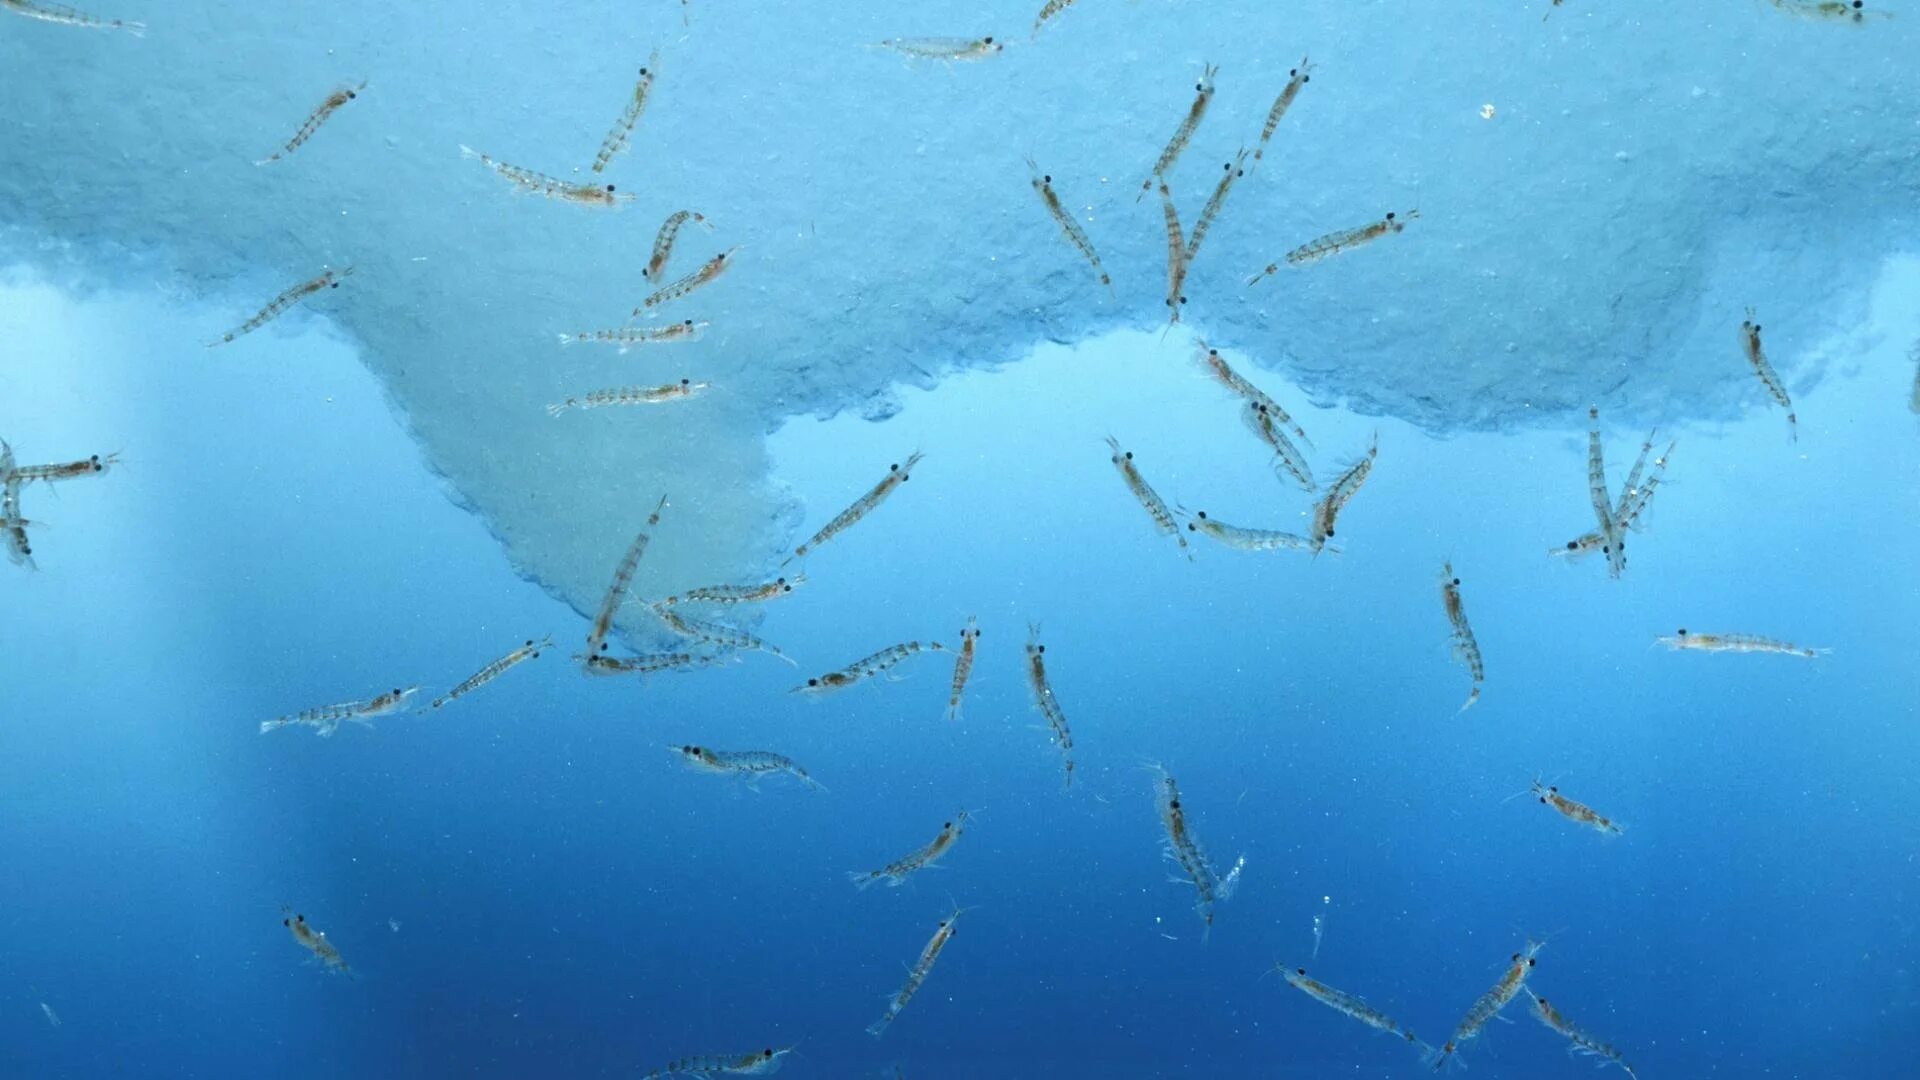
left=640, top=1047, right=794, bottom=1079
left=1656, top=628, right=1826, bottom=659
left=788, top=452, right=925, bottom=563
left=207, top=267, right=351, bottom=348
left=430, top=636, right=551, bottom=711
left=255, top=81, right=366, bottom=166
left=1138, top=64, right=1218, bottom=201
left=1276, top=966, right=1432, bottom=1060
left=1, top=0, right=142, bottom=34
left=591, top=54, right=660, bottom=175
left=1431, top=940, right=1543, bottom=1070
left=850, top=810, right=973, bottom=890
left=1527, top=778, right=1625, bottom=837
left=1106, top=436, right=1188, bottom=556
left=793, top=640, right=949, bottom=695
left=670, top=744, right=822, bottom=791
left=1439, top=562, right=1484, bottom=712
left=1526, top=989, right=1641, bottom=1078
left=867, top=904, right=968, bottom=1037
left=945, top=616, right=980, bottom=721
left=281, top=907, right=351, bottom=975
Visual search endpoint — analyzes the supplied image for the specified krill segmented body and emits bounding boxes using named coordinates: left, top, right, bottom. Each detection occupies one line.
left=592, top=54, right=659, bottom=174
left=1024, top=625, right=1075, bottom=789
left=1309, top=435, right=1378, bottom=552
left=868, top=906, right=967, bottom=1037
left=945, top=616, right=980, bottom=720
left=256, top=81, right=365, bottom=165
left=462, top=146, right=632, bottom=207
left=1439, top=562, right=1484, bottom=712
left=208, top=267, right=351, bottom=347
left=789, top=452, right=924, bottom=562
left=671, top=744, right=821, bottom=790
left=793, top=640, right=948, bottom=695
left=850, top=810, right=972, bottom=890
left=1656, top=629, right=1826, bottom=658
left=431, top=636, right=551, bottom=710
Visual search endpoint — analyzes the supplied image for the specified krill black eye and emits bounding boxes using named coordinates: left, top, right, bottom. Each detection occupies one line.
left=1565, top=541, right=1578, bottom=550
left=282, top=919, right=290, bottom=926
left=1198, top=511, right=1209, bottom=519
left=1677, top=628, right=1688, bottom=636
left=1511, top=953, right=1520, bottom=961
left=890, top=464, right=899, bottom=471
left=1303, top=75, right=1310, bottom=83
left=1124, top=451, right=1133, bottom=460
left=1187, top=523, right=1196, bottom=531
left=1385, top=212, right=1396, bottom=221
left=1295, top=967, right=1306, bottom=975
left=680, top=378, right=689, bottom=385
left=943, top=821, right=951, bottom=828
left=984, top=36, right=994, bottom=43
left=1037, top=644, right=1045, bottom=653
left=330, top=282, right=340, bottom=288
left=1324, top=527, right=1335, bottom=537
left=392, top=689, right=401, bottom=696
left=1043, top=174, right=1052, bottom=183
left=1288, top=68, right=1297, bottom=76
left=606, top=185, right=616, bottom=193
left=683, top=319, right=693, bottom=326
left=346, top=91, right=356, bottom=99
left=1169, top=799, right=1181, bottom=809
left=1451, top=578, right=1460, bottom=586
left=808, top=678, right=819, bottom=686
left=1527, top=958, right=1536, bottom=967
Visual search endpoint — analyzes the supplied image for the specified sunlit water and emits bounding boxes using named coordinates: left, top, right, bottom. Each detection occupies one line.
left=3, top=254, right=1918, bottom=1075
left=6, top=1, right=1920, bottom=1077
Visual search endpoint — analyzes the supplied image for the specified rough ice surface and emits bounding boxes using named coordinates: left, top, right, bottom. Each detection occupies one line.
left=3, top=0, right=1916, bottom=631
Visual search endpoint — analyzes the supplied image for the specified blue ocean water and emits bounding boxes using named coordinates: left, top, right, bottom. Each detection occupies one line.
left=4, top=2, right=1920, bottom=1078
left=5, top=270, right=1918, bottom=1077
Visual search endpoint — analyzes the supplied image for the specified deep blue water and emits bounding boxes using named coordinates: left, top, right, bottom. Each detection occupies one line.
left=4, top=1, right=1920, bottom=1078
